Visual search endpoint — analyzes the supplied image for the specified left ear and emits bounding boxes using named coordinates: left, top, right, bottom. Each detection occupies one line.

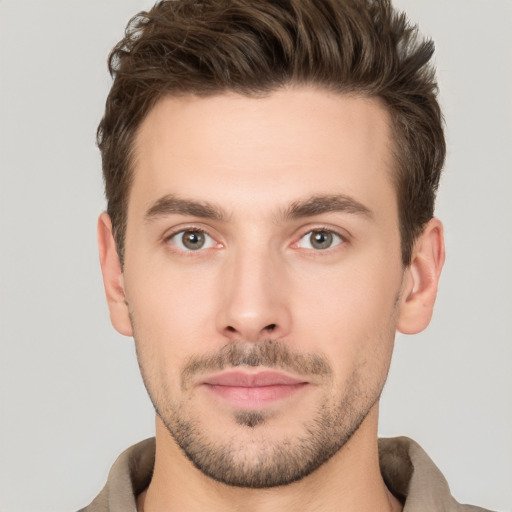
left=397, top=218, right=445, bottom=334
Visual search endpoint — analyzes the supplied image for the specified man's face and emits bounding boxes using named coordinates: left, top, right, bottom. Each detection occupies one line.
left=118, top=88, right=408, bottom=487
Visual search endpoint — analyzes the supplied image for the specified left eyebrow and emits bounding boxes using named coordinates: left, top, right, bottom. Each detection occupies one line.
left=280, top=194, right=373, bottom=221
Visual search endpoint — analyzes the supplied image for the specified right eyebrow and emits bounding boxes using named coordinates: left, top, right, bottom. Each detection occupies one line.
left=144, top=194, right=227, bottom=222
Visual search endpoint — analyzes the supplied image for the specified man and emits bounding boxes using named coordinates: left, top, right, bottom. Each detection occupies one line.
left=81, top=0, right=491, bottom=510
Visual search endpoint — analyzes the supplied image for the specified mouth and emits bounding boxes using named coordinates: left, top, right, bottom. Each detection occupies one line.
left=201, top=370, right=309, bottom=409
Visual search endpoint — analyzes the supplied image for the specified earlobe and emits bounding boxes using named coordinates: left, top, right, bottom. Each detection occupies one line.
left=97, top=212, right=133, bottom=337
left=397, top=218, right=445, bottom=335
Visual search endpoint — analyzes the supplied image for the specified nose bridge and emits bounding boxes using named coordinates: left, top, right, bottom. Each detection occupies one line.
left=217, top=240, right=290, bottom=341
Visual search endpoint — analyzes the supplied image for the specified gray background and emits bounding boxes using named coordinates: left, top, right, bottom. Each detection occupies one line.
left=0, top=1, right=511, bottom=511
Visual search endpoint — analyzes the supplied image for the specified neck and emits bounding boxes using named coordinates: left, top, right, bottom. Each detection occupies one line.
left=138, top=406, right=402, bottom=512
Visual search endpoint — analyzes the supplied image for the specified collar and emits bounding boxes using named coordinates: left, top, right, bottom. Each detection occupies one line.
left=80, top=436, right=491, bottom=511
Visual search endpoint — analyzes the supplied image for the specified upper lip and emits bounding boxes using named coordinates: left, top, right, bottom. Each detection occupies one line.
left=202, top=370, right=307, bottom=387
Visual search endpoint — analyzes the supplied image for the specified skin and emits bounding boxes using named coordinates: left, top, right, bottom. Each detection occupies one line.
left=98, top=87, right=444, bottom=512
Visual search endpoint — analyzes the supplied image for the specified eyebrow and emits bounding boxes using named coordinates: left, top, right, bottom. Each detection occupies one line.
left=281, top=194, right=373, bottom=221
left=144, top=193, right=373, bottom=223
left=145, top=194, right=227, bottom=222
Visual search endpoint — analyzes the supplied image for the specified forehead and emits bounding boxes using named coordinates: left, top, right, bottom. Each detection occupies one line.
left=130, top=88, right=395, bottom=220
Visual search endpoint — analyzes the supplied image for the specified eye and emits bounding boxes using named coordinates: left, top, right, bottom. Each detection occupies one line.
left=168, top=229, right=217, bottom=251
left=297, top=230, right=343, bottom=250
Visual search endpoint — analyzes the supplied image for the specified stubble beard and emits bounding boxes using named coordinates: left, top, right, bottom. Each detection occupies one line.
left=135, top=338, right=389, bottom=489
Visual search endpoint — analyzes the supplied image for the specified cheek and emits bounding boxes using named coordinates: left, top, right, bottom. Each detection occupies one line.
left=124, top=259, right=221, bottom=368
left=291, top=255, right=402, bottom=370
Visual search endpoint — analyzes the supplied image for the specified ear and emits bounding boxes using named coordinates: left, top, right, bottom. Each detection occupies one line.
left=397, top=218, right=445, bottom=335
left=97, top=212, right=133, bottom=337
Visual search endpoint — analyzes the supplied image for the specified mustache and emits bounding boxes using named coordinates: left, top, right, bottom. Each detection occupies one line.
left=181, top=339, right=332, bottom=388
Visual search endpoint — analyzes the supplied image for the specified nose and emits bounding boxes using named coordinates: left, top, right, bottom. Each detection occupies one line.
left=215, top=246, right=292, bottom=342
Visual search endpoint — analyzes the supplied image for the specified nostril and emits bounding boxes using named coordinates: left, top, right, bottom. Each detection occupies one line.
left=223, top=323, right=277, bottom=337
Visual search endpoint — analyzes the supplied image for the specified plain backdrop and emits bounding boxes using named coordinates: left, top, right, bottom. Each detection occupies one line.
left=0, top=1, right=511, bottom=511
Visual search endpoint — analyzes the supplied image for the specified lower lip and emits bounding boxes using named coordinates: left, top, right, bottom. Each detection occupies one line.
left=204, top=383, right=308, bottom=409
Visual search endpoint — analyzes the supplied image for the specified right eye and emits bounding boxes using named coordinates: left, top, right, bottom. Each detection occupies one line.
left=168, top=229, right=217, bottom=252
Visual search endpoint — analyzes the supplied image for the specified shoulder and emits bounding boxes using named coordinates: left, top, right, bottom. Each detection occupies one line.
left=378, top=437, right=497, bottom=512
left=77, top=438, right=155, bottom=512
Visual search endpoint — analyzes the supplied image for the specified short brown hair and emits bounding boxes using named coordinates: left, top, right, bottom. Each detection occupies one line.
left=98, top=0, right=445, bottom=265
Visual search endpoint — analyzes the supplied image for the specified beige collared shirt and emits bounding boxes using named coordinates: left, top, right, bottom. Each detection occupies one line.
left=78, top=437, right=493, bottom=511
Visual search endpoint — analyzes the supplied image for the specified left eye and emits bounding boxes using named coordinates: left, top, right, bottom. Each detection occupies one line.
left=169, top=230, right=217, bottom=251
left=297, top=230, right=343, bottom=250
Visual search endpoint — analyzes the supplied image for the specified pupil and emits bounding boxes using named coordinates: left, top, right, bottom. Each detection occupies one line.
left=183, top=231, right=205, bottom=250
left=311, top=231, right=332, bottom=249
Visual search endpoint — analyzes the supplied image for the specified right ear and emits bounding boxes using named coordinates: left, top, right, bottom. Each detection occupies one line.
left=97, top=212, right=133, bottom=336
